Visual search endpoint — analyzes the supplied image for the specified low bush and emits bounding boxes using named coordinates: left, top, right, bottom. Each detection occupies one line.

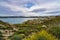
left=23, top=30, right=58, bottom=40
left=48, top=27, right=60, bottom=38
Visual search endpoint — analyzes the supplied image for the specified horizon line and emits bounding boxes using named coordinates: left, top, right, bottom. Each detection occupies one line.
left=0, top=16, right=59, bottom=18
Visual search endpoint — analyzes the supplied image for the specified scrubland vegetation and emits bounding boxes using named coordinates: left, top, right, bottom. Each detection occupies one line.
left=0, top=16, right=60, bottom=40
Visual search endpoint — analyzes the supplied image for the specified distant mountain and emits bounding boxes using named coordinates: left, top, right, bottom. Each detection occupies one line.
left=0, top=16, right=58, bottom=18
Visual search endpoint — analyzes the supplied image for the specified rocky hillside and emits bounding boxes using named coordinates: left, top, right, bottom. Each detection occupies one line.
left=0, top=20, right=18, bottom=40
left=0, top=16, right=60, bottom=40
left=15, top=16, right=60, bottom=27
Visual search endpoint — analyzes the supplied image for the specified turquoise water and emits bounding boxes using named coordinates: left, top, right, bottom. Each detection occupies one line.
left=0, top=18, right=36, bottom=24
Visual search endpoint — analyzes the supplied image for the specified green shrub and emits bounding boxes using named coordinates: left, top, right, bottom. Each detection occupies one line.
left=0, top=32, right=4, bottom=40
left=10, top=34, right=25, bottom=40
left=23, top=30, right=58, bottom=40
left=48, top=27, right=60, bottom=38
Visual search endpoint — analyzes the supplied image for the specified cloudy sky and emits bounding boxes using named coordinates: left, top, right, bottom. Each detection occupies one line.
left=0, top=0, right=60, bottom=16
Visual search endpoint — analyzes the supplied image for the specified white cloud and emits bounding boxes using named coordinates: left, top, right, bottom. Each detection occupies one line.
left=0, top=2, right=28, bottom=12
left=0, top=1, right=39, bottom=16
left=29, top=2, right=60, bottom=11
left=0, top=0, right=60, bottom=16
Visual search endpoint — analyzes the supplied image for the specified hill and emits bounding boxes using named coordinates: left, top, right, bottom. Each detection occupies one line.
left=0, top=16, right=60, bottom=40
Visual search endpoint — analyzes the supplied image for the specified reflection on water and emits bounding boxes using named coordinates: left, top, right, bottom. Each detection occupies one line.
left=0, top=18, right=37, bottom=24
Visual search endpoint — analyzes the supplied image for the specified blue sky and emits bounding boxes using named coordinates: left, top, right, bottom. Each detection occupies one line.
left=0, top=0, right=60, bottom=16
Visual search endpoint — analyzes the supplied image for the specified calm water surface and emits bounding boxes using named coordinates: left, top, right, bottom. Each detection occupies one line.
left=0, top=18, right=36, bottom=24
